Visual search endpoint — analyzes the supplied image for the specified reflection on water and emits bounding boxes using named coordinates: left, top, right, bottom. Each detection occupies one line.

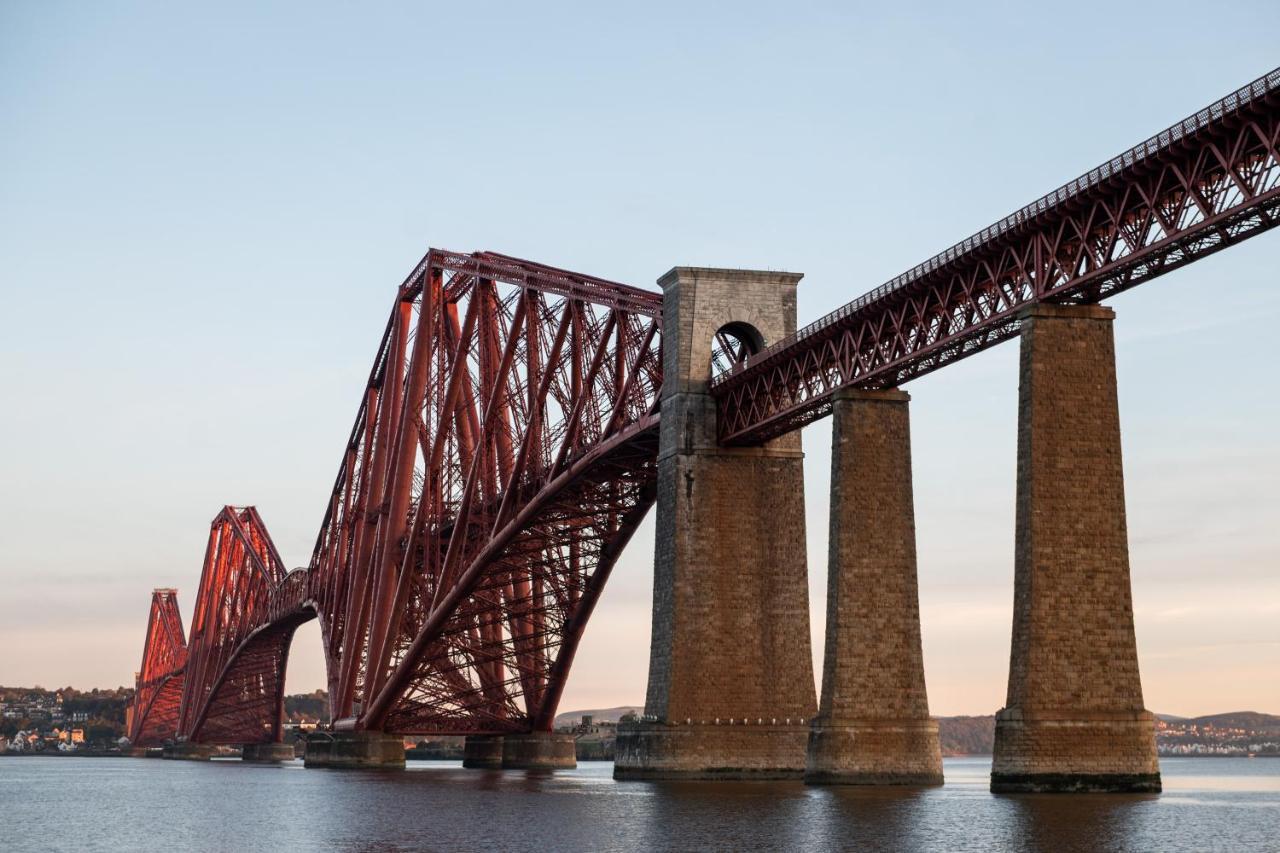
left=1, top=756, right=1276, bottom=852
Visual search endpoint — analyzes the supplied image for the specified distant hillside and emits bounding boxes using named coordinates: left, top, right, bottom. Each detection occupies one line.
left=938, top=715, right=995, bottom=755
left=1183, top=711, right=1280, bottom=731
left=555, top=706, right=643, bottom=728
left=283, top=690, right=330, bottom=724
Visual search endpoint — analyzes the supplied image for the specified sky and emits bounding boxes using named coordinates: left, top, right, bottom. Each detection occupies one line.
left=1, top=1, right=1277, bottom=718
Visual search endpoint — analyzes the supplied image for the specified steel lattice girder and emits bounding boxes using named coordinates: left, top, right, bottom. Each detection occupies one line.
left=176, top=506, right=311, bottom=744
left=131, top=68, right=1280, bottom=744
left=128, top=589, right=188, bottom=747
left=711, top=67, right=1280, bottom=445
left=305, top=250, right=663, bottom=735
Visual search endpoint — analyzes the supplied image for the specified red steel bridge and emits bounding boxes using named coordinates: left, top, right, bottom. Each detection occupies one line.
left=130, top=68, right=1280, bottom=750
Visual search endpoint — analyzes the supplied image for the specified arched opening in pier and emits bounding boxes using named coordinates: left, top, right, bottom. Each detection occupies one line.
left=709, top=321, right=764, bottom=381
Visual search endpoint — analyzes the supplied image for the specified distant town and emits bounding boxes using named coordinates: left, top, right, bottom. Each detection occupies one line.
left=3, top=686, right=1278, bottom=759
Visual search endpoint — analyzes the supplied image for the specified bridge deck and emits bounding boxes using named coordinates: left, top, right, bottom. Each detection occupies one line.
left=711, top=67, right=1280, bottom=444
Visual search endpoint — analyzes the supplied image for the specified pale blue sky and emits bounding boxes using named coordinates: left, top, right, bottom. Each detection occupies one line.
left=2, top=2, right=1277, bottom=716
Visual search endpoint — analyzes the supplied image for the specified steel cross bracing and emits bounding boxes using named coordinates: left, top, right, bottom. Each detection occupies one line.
left=712, top=67, right=1280, bottom=445
left=129, top=66, right=1280, bottom=746
left=127, top=589, right=188, bottom=747
left=175, top=506, right=311, bottom=745
left=306, top=250, right=663, bottom=735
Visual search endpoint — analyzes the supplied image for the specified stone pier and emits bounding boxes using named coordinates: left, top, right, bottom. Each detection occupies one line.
left=162, top=741, right=215, bottom=761
left=805, top=389, right=943, bottom=785
left=991, top=304, right=1160, bottom=793
left=614, top=267, right=817, bottom=780
left=462, top=735, right=504, bottom=769
left=303, top=731, right=406, bottom=769
left=241, top=741, right=296, bottom=762
left=501, top=733, right=577, bottom=770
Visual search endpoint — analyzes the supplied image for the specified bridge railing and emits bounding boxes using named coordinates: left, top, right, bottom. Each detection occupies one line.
left=712, top=65, right=1280, bottom=388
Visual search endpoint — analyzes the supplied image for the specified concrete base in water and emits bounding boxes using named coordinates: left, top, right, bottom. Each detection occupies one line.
left=462, top=735, right=504, bottom=769
left=162, top=742, right=216, bottom=761
left=303, top=732, right=405, bottom=769
left=241, top=742, right=296, bottom=762
left=991, top=709, right=1162, bottom=793
left=501, top=733, right=576, bottom=770
left=614, top=721, right=809, bottom=780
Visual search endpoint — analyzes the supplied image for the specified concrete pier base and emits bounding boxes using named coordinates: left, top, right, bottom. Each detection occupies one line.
left=462, top=735, right=504, bottom=769
left=615, top=721, right=811, bottom=780
left=991, top=305, right=1159, bottom=794
left=805, top=389, right=943, bottom=786
left=501, top=733, right=576, bottom=770
left=303, top=731, right=405, bottom=769
left=162, top=741, right=215, bottom=761
left=241, top=742, right=296, bottom=762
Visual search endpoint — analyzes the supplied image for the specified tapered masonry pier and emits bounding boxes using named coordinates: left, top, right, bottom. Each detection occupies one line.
left=615, top=267, right=817, bottom=780
left=806, top=389, right=943, bottom=785
left=991, top=304, right=1160, bottom=794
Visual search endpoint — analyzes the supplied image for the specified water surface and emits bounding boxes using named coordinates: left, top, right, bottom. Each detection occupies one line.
left=2, top=756, right=1276, bottom=851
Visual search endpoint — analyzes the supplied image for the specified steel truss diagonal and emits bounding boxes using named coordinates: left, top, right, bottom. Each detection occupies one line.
left=712, top=68, right=1280, bottom=444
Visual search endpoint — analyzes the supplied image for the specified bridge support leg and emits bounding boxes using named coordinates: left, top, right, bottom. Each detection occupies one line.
left=615, top=267, right=817, bottom=780
left=462, top=735, right=504, bottom=769
left=241, top=742, right=296, bottom=762
left=805, top=389, right=942, bottom=785
left=991, top=304, right=1160, bottom=793
left=303, top=731, right=405, bottom=769
left=501, top=733, right=577, bottom=770
left=162, top=741, right=215, bottom=761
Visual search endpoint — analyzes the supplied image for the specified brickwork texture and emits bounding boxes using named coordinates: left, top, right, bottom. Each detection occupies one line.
left=991, top=303, right=1159, bottom=793
left=615, top=267, right=817, bottom=780
left=806, top=389, right=943, bottom=785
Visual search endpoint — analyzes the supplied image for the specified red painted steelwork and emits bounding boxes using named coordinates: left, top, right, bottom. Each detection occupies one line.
left=128, top=589, right=188, bottom=747
left=308, top=250, right=663, bottom=735
left=130, top=67, right=1280, bottom=747
left=712, top=67, right=1280, bottom=444
left=176, top=507, right=312, bottom=744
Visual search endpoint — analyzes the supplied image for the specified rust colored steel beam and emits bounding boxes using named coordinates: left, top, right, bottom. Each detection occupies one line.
left=307, top=251, right=663, bottom=735
left=176, top=506, right=313, bottom=745
left=712, top=67, right=1280, bottom=445
left=128, top=588, right=188, bottom=747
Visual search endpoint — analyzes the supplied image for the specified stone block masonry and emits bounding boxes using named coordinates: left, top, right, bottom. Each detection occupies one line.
left=805, top=388, right=942, bottom=785
left=991, top=303, right=1160, bottom=793
left=614, top=267, right=817, bottom=780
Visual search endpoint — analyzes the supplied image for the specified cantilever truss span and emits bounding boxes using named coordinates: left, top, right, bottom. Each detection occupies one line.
left=175, top=506, right=310, bottom=745
left=308, top=250, right=664, bottom=734
left=129, top=251, right=664, bottom=743
left=127, top=589, right=188, bottom=747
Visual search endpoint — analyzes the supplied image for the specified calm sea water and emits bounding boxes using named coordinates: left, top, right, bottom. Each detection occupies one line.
left=1, top=756, right=1276, bottom=851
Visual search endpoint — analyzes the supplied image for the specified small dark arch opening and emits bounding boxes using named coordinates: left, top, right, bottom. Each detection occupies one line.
left=709, top=321, right=764, bottom=380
